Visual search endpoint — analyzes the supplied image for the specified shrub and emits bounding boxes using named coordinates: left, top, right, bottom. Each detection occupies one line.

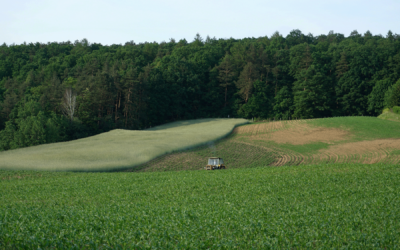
left=393, top=106, right=400, bottom=114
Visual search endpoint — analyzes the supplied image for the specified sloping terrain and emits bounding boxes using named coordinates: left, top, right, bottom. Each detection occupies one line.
left=378, top=110, right=400, bottom=122
left=0, top=118, right=247, bottom=171
left=133, top=117, right=400, bottom=171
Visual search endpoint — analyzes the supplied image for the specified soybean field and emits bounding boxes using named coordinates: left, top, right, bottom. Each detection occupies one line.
left=1, top=163, right=399, bottom=249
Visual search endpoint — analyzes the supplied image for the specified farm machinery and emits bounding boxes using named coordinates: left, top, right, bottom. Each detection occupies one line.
left=205, top=157, right=226, bottom=170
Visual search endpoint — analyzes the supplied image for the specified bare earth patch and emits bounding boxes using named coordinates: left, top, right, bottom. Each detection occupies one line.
left=316, top=139, right=400, bottom=164
left=247, top=123, right=350, bottom=145
left=233, top=120, right=300, bottom=135
left=270, top=126, right=349, bottom=145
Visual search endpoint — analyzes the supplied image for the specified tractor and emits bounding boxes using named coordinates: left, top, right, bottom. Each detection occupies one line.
left=205, top=157, right=226, bottom=170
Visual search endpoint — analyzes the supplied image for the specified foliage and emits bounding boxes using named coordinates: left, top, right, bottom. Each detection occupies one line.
left=0, top=98, right=66, bottom=151
left=384, top=79, right=400, bottom=108
left=237, top=80, right=272, bottom=119
left=392, top=106, right=400, bottom=114
left=0, top=163, right=399, bottom=248
left=1, top=31, right=400, bottom=150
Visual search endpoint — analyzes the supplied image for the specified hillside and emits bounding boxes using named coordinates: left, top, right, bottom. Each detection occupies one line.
left=378, top=110, right=400, bottom=122
left=1, top=32, right=400, bottom=154
left=133, top=116, right=400, bottom=172
left=2, top=116, right=400, bottom=248
left=0, top=118, right=247, bottom=171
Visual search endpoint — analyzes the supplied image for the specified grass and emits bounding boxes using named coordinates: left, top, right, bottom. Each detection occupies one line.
left=1, top=163, right=399, bottom=248
left=2, top=117, right=400, bottom=248
left=308, top=116, right=400, bottom=141
left=378, top=110, right=400, bottom=122
left=0, top=118, right=247, bottom=171
left=138, top=117, right=400, bottom=171
left=133, top=136, right=278, bottom=172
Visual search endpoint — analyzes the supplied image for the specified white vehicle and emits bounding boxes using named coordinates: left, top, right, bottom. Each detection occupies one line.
left=205, top=157, right=226, bottom=170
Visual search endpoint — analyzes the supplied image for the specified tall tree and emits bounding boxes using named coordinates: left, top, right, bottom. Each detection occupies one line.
left=217, top=54, right=235, bottom=107
left=235, top=62, right=259, bottom=103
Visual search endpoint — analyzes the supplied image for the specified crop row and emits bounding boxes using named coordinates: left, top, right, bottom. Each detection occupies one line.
left=1, top=163, right=400, bottom=248
left=133, top=135, right=279, bottom=172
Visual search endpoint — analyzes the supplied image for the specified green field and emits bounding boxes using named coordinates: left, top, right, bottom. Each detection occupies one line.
left=1, top=163, right=399, bottom=248
left=0, top=118, right=247, bottom=171
left=309, top=116, right=400, bottom=140
left=1, top=117, right=400, bottom=248
left=136, top=117, right=400, bottom=171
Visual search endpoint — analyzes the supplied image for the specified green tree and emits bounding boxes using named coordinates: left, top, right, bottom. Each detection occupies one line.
left=368, top=79, right=393, bottom=114
left=0, top=98, right=65, bottom=151
left=384, top=79, right=400, bottom=108
left=235, top=62, right=259, bottom=103
left=217, top=54, right=236, bottom=107
left=238, top=80, right=272, bottom=118
left=273, top=86, right=293, bottom=119
left=292, top=66, right=332, bottom=118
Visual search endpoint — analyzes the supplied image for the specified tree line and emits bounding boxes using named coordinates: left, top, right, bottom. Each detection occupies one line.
left=1, top=30, right=400, bottom=151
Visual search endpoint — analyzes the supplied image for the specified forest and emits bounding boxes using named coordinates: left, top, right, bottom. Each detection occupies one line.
left=1, top=29, right=400, bottom=151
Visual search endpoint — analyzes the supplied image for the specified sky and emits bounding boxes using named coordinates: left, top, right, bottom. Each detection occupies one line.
left=1, top=0, right=399, bottom=45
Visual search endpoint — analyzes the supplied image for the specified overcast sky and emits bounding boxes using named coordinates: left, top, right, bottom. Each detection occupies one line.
left=1, top=0, right=399, bottom=45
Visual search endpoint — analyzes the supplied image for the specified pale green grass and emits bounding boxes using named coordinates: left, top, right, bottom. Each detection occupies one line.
left=378, top=110, right=400, bottom=122
left=0, top=118, right=247, bottom=171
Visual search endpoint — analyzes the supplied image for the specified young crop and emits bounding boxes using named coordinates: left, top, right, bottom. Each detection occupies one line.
left=0, top=163, right=399, bottom=248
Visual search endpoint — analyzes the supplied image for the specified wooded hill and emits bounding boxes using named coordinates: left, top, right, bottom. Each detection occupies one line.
left=1, top=30, right=400, bottom=151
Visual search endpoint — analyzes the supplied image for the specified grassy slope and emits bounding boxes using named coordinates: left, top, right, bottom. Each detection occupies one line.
left=378, top=110, right=400, bottom=122
left=1, top=164, right=399, bottom=248
left=276, top=116, right=400, bottom=154
left=138, top=117, right=400, bottom=171
left=134, top=135, right=279, bottom=172
left=0, top=118, right=247, bottom=171
left=309, top=116, right=400, bottom=140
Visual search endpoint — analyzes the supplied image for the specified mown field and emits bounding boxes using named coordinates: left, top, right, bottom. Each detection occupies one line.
left=0, top=118, right=247, bottom=171
left=135, top=116, right=400, bottom=172
left=1, top=163, right=399, bottom=249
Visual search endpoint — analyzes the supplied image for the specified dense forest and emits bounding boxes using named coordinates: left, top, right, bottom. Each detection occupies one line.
left=1, top=30, right=400, bottom=151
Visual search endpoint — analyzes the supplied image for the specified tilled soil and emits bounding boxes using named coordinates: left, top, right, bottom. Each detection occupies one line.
left=236, top=120, right=350, bottom=145
left=268, top=125, right=349, bottom=145
left=316, top=139, right=400, bottom=164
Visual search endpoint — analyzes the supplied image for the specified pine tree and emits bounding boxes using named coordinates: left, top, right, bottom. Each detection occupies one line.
left=336, top=52, right=349, bottom=79
left=217, top=55, right=235, bottom=107
left=235, top=62, right=259, bottom=103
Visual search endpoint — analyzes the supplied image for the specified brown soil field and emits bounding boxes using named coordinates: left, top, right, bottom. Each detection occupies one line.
left=316, top=139, right=400, bottom=164
left=255, top=123, right=349, bottom=145
left=233, top=120, right=298, bottom=135
left=234, top=120, right=350, bottom=145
